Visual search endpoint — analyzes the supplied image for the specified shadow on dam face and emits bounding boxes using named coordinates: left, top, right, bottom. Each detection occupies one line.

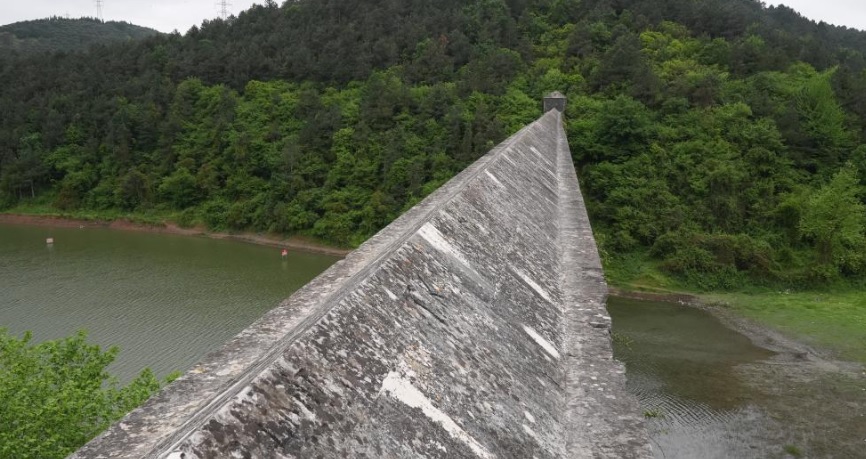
left=73, top=94, right=652, bottom=459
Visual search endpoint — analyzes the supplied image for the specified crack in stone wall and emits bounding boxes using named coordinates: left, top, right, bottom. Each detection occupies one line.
left=72, top=106, right=651, bottom=459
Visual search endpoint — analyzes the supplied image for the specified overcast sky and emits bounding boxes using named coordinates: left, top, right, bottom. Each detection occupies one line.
left=1, top=1, right=865, bottom=34
left=0, top=1, right=260, bottom=34
left=766, top=1, right=866, bottom=31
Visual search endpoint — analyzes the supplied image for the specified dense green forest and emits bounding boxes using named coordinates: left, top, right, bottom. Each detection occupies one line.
left=0, top=17, right=159, bottom=55
left=2, top=0, right=866, bottom=289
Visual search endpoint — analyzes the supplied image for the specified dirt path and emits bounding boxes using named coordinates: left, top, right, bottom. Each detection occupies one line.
left=0, top=213, right=351, bottom=257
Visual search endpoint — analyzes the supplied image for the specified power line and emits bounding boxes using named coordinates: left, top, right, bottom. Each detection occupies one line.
left=96, top=0, right=104, bottom=22
left=216, top=0, right=232, bottom=20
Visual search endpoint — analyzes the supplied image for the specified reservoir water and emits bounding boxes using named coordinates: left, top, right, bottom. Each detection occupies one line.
left=609, top=296, right=866, bottom=458
left=0, top=223, right=339, bottom=382
left=3, top=223, right=863, bottom=456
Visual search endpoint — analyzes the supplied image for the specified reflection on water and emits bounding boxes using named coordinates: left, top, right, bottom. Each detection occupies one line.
left=0, top=223, right=339, bottom=381
left=609, top=296, right=866, bottom=459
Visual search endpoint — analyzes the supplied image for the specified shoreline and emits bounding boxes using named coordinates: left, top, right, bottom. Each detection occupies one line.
left=0, top=213, right=351, bottom=257
left=609, top=289, right=865, bottom=458
left=607, top=286, right=703, bottom=306
left=608, top=286, right=864, bottom=374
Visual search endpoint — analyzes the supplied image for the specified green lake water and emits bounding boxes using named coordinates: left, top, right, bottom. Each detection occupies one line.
left=0, top=223, right=339, bottom=382
left=609, top=296, right=866, bottom=458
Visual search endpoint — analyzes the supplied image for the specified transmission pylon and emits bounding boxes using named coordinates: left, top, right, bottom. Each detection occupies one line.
left=216, top=0, right=232, bottom=20
left=96, top=0, right=104, bottom=21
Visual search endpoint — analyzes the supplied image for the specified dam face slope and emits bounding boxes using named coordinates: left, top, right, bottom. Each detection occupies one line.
left=73, top=106, right=651, bottom=458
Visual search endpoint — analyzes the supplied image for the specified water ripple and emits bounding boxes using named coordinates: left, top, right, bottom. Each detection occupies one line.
left=0, top=224, right=338, bottom=382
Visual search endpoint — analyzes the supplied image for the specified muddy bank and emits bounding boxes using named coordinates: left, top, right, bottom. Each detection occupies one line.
left=608, top=286, right=703, bottom=306
left=608, top=294, right=866, bottom=458
left=609, top=286, right=862, bottom=372
left=0, top=213, right=351, bottom=257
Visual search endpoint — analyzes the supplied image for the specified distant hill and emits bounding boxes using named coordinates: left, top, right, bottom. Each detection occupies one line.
left=3, top=0, right=866, bottom=287
left=0, top=17, right=159, bottom=54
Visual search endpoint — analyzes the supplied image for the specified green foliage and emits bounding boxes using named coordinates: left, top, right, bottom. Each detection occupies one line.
left=116, top=170, right=150, bottom=210
left=2, top=0, right=866, bottom=287
left=799, top=164, right=866, bottom=275
left=651, top=232, right=773, bottom=290
left=158, top=168, right=199, bottom=209
left=0, top=330, right=170, bottom=459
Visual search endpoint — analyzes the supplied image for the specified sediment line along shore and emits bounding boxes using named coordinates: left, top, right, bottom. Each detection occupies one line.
left=0, top=213, right=350, bottom=257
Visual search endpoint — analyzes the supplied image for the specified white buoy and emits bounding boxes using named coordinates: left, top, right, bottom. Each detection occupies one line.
left=46, top=237, right=54, bottom=245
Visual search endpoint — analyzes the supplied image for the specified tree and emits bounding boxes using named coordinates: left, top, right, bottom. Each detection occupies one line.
left=0, top=330, right=172, bottom=459
left=158, top=167, right=199, bottom=208
left=579, top=95, right=656, bottom=163
left=590, top=29, right=658, bottom=101
left=799, top=164, right=866, bottom=273
left=116, top=169, right=150, bottom=210
left=794, top=70, right=855, bottom=173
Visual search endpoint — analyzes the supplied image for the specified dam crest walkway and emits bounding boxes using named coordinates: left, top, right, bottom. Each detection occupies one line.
left=74, top=96, right=651, bottom=459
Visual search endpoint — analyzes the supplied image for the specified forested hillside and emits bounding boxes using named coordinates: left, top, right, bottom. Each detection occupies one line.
left=0, top=17, right=159, bottom=55
left=1, top=0, right=865, bottom=289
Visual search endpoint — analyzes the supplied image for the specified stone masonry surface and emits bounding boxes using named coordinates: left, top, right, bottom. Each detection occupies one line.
left=72, top=106, right=652, bottom=459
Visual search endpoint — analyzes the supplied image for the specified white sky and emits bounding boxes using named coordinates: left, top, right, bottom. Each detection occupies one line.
left=0, top=1, right=865, bottom=34
left=0, top=1, right=261, bottom=34
left=765, top=1, right=866, bottom=31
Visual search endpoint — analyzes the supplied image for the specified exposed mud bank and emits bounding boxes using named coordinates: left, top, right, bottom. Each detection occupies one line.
left=609, top=286, right=863, bottom=372
left=608, top=292, right=866, bottom=458
left=0, top=213, right=350, bottom=257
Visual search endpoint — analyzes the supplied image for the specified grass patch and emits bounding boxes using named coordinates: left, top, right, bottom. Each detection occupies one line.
left=602, top=250, right=682, bottom=292
left=611, top=331, right=634, bottom=350
left=707, top=289, right=866, bottom=364
left=643, top=409, right=663, bottom=418
left=783, top=444, right=803, bottom=457
left=604, top=251, right=866, bottom=365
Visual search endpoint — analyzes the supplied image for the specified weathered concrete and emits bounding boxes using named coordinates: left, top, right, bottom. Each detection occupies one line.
left=72, top=107, right=651, bottom=458
left=543, top=91, right=567, bottom=113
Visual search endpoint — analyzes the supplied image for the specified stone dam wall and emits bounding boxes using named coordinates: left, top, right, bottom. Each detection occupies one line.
left=73, top=107, right=651, bottom=458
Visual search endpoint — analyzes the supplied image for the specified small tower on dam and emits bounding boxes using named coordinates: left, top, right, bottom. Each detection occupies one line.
left=543, top=91, right=567, bottom=113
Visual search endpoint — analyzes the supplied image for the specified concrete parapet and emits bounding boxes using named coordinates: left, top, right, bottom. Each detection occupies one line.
left=72, top=107, right=650, bottom=458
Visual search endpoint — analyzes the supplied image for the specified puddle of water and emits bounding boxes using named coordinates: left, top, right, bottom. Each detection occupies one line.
left=608, top=296, right=866, bottom=459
